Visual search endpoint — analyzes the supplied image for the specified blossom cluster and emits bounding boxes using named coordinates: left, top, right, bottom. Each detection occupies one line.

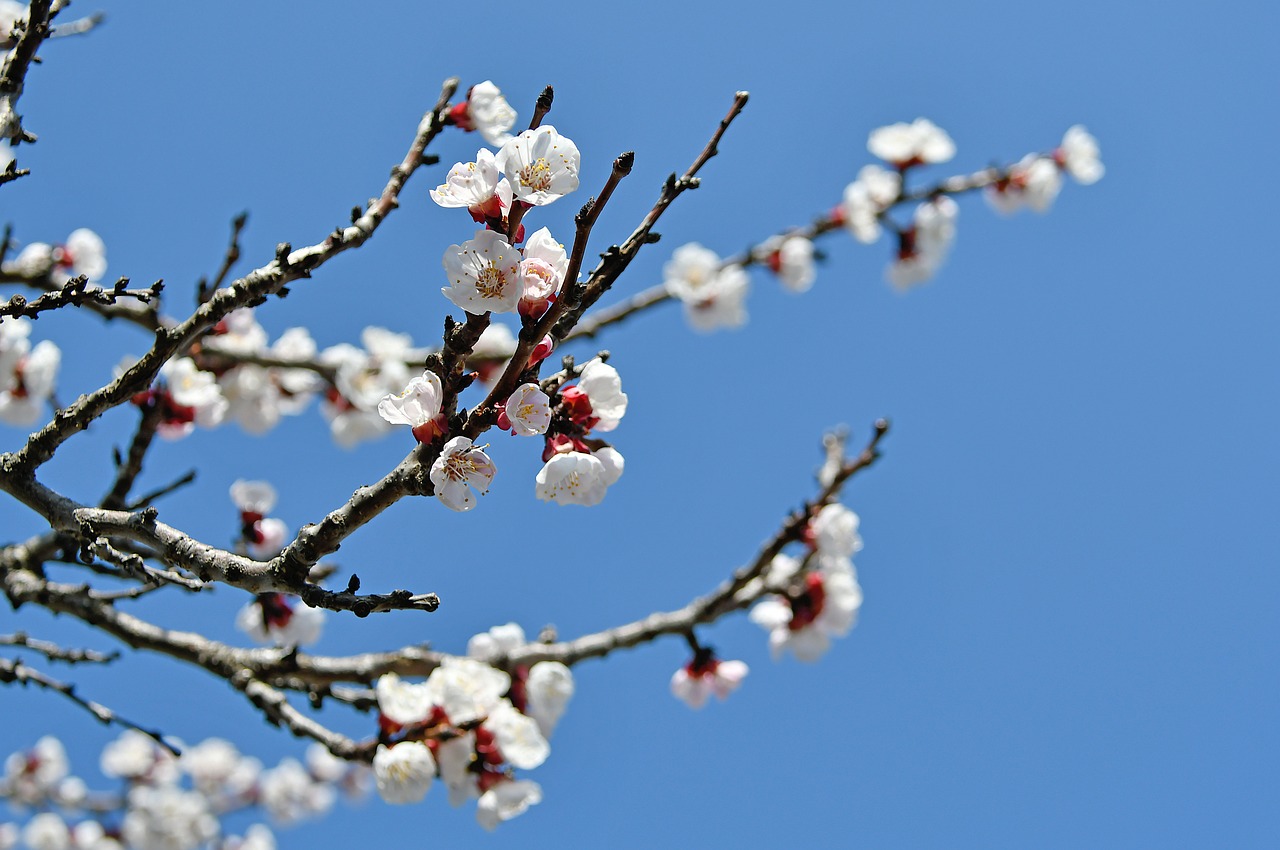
left=0, top=732, right=368, bottom=850
left=371, top=623, right=572, bottom=830
left=661, top=120, right=1103, bottom=329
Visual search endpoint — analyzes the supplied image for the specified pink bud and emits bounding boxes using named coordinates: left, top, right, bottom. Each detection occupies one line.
left=527, top=335, right=554, bottom=368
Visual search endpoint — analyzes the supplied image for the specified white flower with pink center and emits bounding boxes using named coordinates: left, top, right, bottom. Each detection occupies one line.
left=841, top=164, right=901, bottom=244
left=425, top=657, right=510, bottom=725
left=483, top=701, right=550, bottom=770
left=576, top=358, right=628, bottom=432
left=378, top=371, right=446, bottom=443
left=457, top=80, right=518, bottom=148
left=868, top=118, right=956, bottom=166
left=0, top=338, right=59, bottom=426
left=986, top=155, right=1063, bottom=215
left=663, top=244, right=749, bottom=331
left=235, top=594, right=324, bottom=647
left=750, top=557, right=863, bottom=662
left=535, top=446, right=623, bottom=506
left=442, top=230, right=523, bottom=315
left=765, top=235, right=816, bottom=293
left=518, top=227, right=568, bottom=317
left=670, top=653, right=749, bottom=709
left=495, top=125, right=581, bottom=206
left=430, top=148, right=513, bottom=222
left=476, top=779, right=542, bottom=831
left=155, top=357, right=229, bottom=438
left=374, top=673, right=434, bottom=728
left=373, top=742, right=436, bottom=805
left=887, top=196, right=958, bottom=291
left=504, top=383, right=551, bottom=436
left=429, top=436, right=496, bottom=512
left=231, top=479, right=276, bottom=515
left=1057, top=125, right=1104, bottom=185
left=467, top=622, right=526, bottom=660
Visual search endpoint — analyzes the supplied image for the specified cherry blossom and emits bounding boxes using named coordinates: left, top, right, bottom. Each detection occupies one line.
left=663, top=243, right=749, bottom=331
left=429, top=148, right=513, bottom=223
left=235, top=594, right=324, bottom=647
left=841, top=164, right=901, bottom=244
left=1056, top=125, right=1104, bottom=185
left=483, top=702, right=550, bottom=770
left=495, top=125, right=581, bottom=206
left=476, top=779, right=542, bottom=831
left=517, top=227, right=568, bottom=318
left=100, top=731, right=178, bottom=785
left=467, top=622, right=527, bottom=661
left=319, top=328, right=414, bottom=447
left=446, top=80, right=518, bottom=148
left=122, top=785, right=218, bottom=850
left=573, top=358, right=628, bottom=432
left=429, top=437, right=497, bottom=512
left=375, top=673, right=434, bottom=729
left=535, top=444, right=623, bottom=506
left=868, top=118, right=956, bottom=167
left=424, top=657, right=511, bottom=725
left=887, top=196, right=958, bottom=291
left=133, top=357, right=228, bottom=439
left=764, top=234, right=817, bottom=293
left=442, top=230, right=524, bottom=315
left=0, top=338, right=59, bottom=426
left=373, top=743, right=436, bottom=805
left=809, top=503, right=863, bottom=558
left=21, top=813, right=68, bottom=850
left=986, top=155, right=1063, bottom=215
left=257, top=758, right=335, bottom=824
left=12, top=228, right=107, bottom=285
left=378, top=371, right=446, bottom=443
left=750, top=557, right=864, bottom=662
left=524, top=662, right=574, bottom=738
left=500, top=383, right=552, bottom=436
left=670, top=651, right=749, bottom=709
left=3, top=737, right=68, bottom=806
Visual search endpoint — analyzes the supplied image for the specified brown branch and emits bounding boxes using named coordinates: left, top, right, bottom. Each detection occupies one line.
left=0, top=631, right=119, bottom=664
left=0, top=275, right=162, bottom=320
left=0, top=0, right=53, bottom=147
left=101, top=403, right=162, bottom=510
left=0, top=655, right=179, bottom=754
left=232, top=674, right=375, bottom=762
left=197, top=211, right=248, bottom=303
left=2, top=77, right=458, bottom=475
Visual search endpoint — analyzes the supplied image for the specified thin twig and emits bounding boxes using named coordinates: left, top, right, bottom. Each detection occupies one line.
left=0, top=632, right=119, bottom=664
left=0, top=655, right=180, bottom=754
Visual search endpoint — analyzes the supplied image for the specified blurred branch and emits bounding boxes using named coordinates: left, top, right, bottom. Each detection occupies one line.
left=0, top=632, right=119, bottom=664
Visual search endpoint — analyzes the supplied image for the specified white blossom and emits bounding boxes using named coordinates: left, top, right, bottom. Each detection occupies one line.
left=0, top=1, right=26, bottom=41
left=525, top=661, right=574, bottom=737
left=467, top=622, right=526, bottom=661
left=429, top=436, right=496, bottom=512
left=374, top=673, right=435, bottom=727
left=495, top=125, right=581, bottom=206
left=504, top=383, right=551, bottom=436
left=766, top=235, right=816, bottom=293
left=3, top=737, right=67, bottom=804
left=235, top=594, right=324, bottom=647
left=670, top=658, right=749, bottom=709
left=811, top=503, right=863, bottom=558
left=424, top=657, right=510, bottom=725
left=0, top=338, right=59, bottom=426
left=1058, top=125, right=1104, bottom=185
left=476, top=779, right=542, bottom=831
left=257, top=758, right=333, bottom=824
left=377, top=371, right=444, bottom=439
left=868, top=118, right=955, bottom=166
left=224, top=825, right=275, bottom=850
left=435, top=734, right=478, bottom=807
left=21, top=813, right=68, bottom=850
left=156, top=358, right=228, bottom=438
left=986, top=155, right=1063, bottom=215
left=442, top=230, right=524, bottom=315
left=534, top=447, right=624, bottom=507
left=663, top=244, right=749, bottom=331
left=59, top=228, right=107, bottom=282
left=464, top=81, right=518, bottom=147
left=180, top=738, right=241, bottom=794
left=750, top=559, right=863, bottom=662
left=887, top=196, right=958, bottom=291
left=518, top=227, right=568, bottom=317
left=101, top=731, right=174, bottom=784
left=230, top=480, right=276, bottom=516
left=483, top=701, right=549, bottom=770
left=122, top=784, right=217, bottom=850
left=319, top=330, right=413, bottom=447
left=841, top=164, right=901, bottom=244
left=576, top=358, right=628, bottom=432
left=430, top=148, right=513, bottom=221
left=372, top=743, right=435, bottom=805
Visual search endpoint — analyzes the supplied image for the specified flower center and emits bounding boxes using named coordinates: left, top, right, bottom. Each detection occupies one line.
left=443, top=452, right=479, bottom=482
left=476, top=263, right=508, bottom=299
left=518, top=158, right=553, bottom=192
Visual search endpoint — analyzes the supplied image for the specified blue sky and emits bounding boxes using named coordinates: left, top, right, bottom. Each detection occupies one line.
left=3, top=0, right=1278, bottom=847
